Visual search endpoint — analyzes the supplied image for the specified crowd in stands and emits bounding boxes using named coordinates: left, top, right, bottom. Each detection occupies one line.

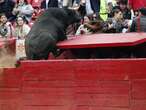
left=0, top=0, right=146, bottom=39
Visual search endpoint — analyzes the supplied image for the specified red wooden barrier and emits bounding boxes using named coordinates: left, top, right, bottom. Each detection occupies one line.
left=0, top=59, right=146, bottom=110
left=57, top=33, right=146, bottom=49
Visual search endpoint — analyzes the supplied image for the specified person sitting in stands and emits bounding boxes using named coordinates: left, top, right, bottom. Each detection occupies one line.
left=12, top=0, right=34, bottom=22
left=76, top=15, right=104, bottom=35
left=119, top=0, right=131, bottom=20
left=76, top=16, right=92, bottom=35
left=130, top=7, right=146, bottom=32
left=14, top=16, right=30, bottom=39
left=0, top=0, right=15, bottom=21
left=0, top=13, right=14, bottom=38
left=103, top=8, right=128, bottom=33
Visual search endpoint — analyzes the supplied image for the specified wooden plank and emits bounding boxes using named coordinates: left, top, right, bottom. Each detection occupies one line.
left=75, top=94, right=129, bottom=107
left=0, top=99, right=22, bottom=110
left=23, top=106, right=71, bottom=110
left=0, top=92, right=20, bottom=100
left=23, top=106, right=131, bottom=110
left=131, top=100, right=146, bottom=110
left=0, top=69, right=21, bottom=88
left=75, top=106, right=130, bottom=110
left=23, top=93, right=129, bottom=107
left=22, top=80, right=129, bottom=94
left=57, top=33, right=146, bottom=49
left=23, top=93, right=74, bottom=106
left=75, top=81, right=129, bottom=94
left=131, top=80, right=146, bottom=99
left=20, top=59, right=146, bottom=81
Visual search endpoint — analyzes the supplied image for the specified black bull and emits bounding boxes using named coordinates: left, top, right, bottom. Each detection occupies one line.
left=25, top=7, right=81, bottom=60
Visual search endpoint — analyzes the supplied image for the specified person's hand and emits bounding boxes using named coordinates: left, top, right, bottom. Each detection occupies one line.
left=108, top=23, right=113, bottom=29
left=123, top=20, right=129, bottom=27
left=13, top=8, right=20, bottom=15
left=16, top=9, right=20, bottom=13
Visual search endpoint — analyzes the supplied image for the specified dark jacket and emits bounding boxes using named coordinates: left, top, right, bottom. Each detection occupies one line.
left=0, top=0, right=15, bottom=20
left=130, top=16, right=146, bottom=32
left=41, top=0, right=58, bottom=9
left=90, top=0, right=100, bottom=13
left=122, top=8, right=131, bottom=20
left=113, top=6, right=131, bottom=20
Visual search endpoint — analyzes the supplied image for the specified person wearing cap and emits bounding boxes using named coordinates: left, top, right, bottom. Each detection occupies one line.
left=130, top=7, right=146, bottom=32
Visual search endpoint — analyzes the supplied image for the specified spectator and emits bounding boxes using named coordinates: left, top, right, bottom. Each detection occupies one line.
left=0, top=13, right=14, bottom=38
left=107, top=2, right=113, bottom=17
left=76, top=0, right=86, bottom=17
left=103, top=8, right=128, bottom=33
left=14, top=16, right=30, bottom=39
left=76, top=16, right=104, bottom=35
left=85, top=0, right=94, bottom=16
left=31, top=6, right=43, bottom=20
left=30, top=0, right=42, bottom=8
left=130, top=7, right=146, bottom=32
left=90, top=0, right=100, bottom=17
left=12, top=0, right=34, bottom=22
left=0, top=0, right=15, bottom=21
left=119, top=0, right=131, bottom=19
left=62, top=0, right=73, bottom=7
left=75, top=16, right=92, bottom=35
left=106, top=0, right=117, bottom=6
left=58, top=0, right=63, bottom=8
left=73, top=0, right=80, bottom=6
left=99, top=0, right=108, bottom=21
left=41, top=0, right=58, bottom=10
left=112, top=0, right=125, bottom=10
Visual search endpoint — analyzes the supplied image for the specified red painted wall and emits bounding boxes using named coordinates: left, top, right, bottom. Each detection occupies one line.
left=0, top=59, right=146, bottom=110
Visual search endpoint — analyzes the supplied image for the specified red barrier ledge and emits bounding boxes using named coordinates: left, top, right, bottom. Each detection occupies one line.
left=57, top=33, right=146, bottom=49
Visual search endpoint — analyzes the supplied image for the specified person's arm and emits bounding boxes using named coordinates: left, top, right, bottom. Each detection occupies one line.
left=5, top=23, right=12, bottom=37
left=130, top=19, right=137, bottom=32
left=12, top=4, right=18, bottom=15
left=19, top=4, right=34, bottom=15
left=23, top=25, right=31, bottom=38
left=84, top=22, right=97, bottom=30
